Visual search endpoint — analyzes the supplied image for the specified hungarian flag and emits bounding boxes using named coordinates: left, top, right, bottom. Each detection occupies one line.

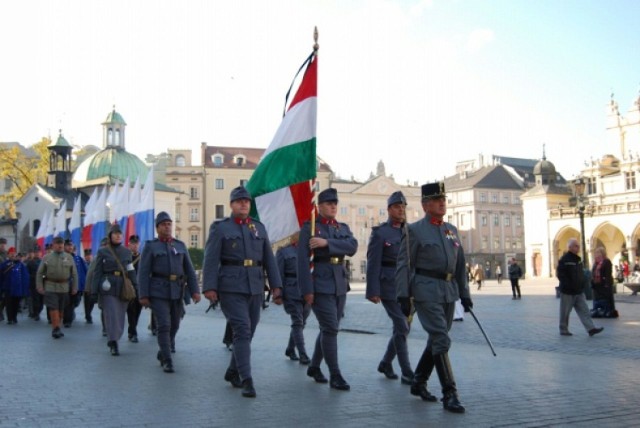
left=246, top=53, right=317, bottom=243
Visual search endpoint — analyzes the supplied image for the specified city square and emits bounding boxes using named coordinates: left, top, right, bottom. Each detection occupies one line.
left=2, top=278, right=639, bottom=427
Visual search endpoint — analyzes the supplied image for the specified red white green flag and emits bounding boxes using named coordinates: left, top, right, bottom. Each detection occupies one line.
left=246, top=53, right=317, bottom=243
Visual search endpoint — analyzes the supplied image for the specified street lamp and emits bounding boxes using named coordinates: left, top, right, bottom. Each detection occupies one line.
left=573, top=178, right=589, bottom=266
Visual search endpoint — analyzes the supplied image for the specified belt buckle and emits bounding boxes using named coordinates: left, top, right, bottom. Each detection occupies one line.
left=244, top=259, right=254, bottom=267
left=330, top=257, right=340, bottom=265
left=445, top=273, right=453, bottom=281
left=169, top=274, right=177, bottom=281
left=114, top=271, right=121, bottom=276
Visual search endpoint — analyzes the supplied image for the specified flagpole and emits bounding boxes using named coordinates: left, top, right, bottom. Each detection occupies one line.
left=309, top=27, right=319, bottom=277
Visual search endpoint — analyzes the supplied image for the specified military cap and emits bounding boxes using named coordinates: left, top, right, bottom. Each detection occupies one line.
left=129, top=235, right=140, bottom=243
left=230, top=186, right=251, bottom=202
left=84, top=249, right=92, bottom=256
left=52, top=237, right=64, bottom=244
left=17, top=252, right=25, bottom=257
left=318, top=188, right=338, bottom=203
left=8, top=246, right=16, bottom=254
left=421, top=181, right=446, bottom=200
left=100, top=237, right=108, bottom=246
left=155, top=211, right=172, bottom=226
left=0, top=237, right=6, bottom=244
left=387, top=191, right=407, bottom=207
left=109, top=223, right=122, bottom=236
left=33, top=245, right=41, bottom=252
left=64, top=239, right=73, bottom=246
left=45, top=243, right=53, bottom=250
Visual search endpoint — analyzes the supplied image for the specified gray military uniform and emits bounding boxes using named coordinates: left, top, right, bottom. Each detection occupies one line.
left=138, top=237, right=198, bottom=360
left=202, top=216, right=281, bottom=382
left=298, top=216, right=358, bottom=376
left=396, top=213, right=469, bottom=354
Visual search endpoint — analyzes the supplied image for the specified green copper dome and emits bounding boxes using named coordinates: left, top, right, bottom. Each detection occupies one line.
left=73, top=147, right=148, bottom=183
left=50, top=130, right=72, bottom=147
left=103, top=108, right=127, bottom=126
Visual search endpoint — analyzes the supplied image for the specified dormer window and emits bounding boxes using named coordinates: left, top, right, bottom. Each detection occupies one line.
left=234, top=155, right=246, bottom=167
left=212, top=154, right=224, bottom=167
left=175, top=155, right=186, bottom=167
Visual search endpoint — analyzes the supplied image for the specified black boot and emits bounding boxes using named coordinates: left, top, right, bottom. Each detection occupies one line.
left=434, top=353, right=465, bottom=413
left=377, top=361, right=398, bottom=379
left=307, top=366, right=328, bottom=383
left=163, top=358, right=174, bottom=373
left=108, top=341, right=119, bottom=356
left=224, top=368, right=243, bottom=388
left=410, top=349, right=437, bottom=401
left=241, top=378, right=256, bottom=398
left=298, top=353, right=311, bottom=365
left=285, top=348, right=299, bottom=361
left=329, top=373, right=350, bottom=391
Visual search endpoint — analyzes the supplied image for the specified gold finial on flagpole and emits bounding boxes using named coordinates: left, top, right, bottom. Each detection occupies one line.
left=313, top=26, right=319, bottom=52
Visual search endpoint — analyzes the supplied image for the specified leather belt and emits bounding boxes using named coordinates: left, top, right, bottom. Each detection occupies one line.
left=105, top=271, right=122, bottom=276
left=381, top=261, right=396, bottom=267
left=415, top=268, right=453, bottom=282
left=314, top=256, right=344, bottom=265
left=45, top=277, right=68, bottom=284
left=152, top=273, right=183, bottom=281
left=221, top=259, right=263, bottom=267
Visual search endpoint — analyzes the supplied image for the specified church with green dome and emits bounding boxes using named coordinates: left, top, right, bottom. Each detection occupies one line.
left=73, top=107, right=150, bottom=186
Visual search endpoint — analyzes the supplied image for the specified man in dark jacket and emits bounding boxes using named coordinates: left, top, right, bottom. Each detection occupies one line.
left=556, top=238, right=603, bottom=337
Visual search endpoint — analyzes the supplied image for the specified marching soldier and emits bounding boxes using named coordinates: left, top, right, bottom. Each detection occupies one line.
left=82, top=248, right=96, bottom=323
left=298, top=188, right=358, bottom=391
left=366, top=191, right=414, bottom=384
left=126, top=235, right=142, bottom=343
left=91, top=224, right=137, bottom=356
left=395, top=182, right=472, bottom=413
left=138, top=212, right=201, bottom=373
left=202, top=186, right=283, bottom=398
left=36, top=236, right=78, bottom=339
left=0, top=247, right=30, bottom=324
left=63, top=240, right=87, bottom=328
left=26, top=247, right=43, bottom=321
left=277, top=235, right=311, bottom=365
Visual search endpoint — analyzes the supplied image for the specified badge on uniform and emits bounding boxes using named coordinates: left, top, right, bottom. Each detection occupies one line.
left=248, top=223, right=259, bottom=238
left=384, top=241, right=391, bottom=247
left=444, top=229, right=460, bottom=247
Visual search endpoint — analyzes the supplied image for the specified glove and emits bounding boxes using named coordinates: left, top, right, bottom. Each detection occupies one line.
left=461, top=297, right=473, bottom=312
left=398, top=297, right=412, bottom=317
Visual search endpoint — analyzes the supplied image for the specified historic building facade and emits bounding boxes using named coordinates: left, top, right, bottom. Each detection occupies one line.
left=523, top=94, right=640, bottom=278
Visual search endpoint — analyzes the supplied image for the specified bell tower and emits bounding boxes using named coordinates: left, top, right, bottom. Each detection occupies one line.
left=47, top=130, right=73, bottom=192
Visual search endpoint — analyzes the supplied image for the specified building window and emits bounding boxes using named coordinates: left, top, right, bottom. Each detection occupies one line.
left=379, top=208, right=385, bottom=217
left=212, top=154, right=223, bottom=167
left=175, top=208, right=181, bottom=222
left=190, top=233, right=198, bottom=248
left=189, top=207, right=199, bottom=222
left=175, top=155, right=186, bottom=167
left=340, top=207, right=348, bottom=215
left=491, top=194, right=498, bottom=204
left=516, top=215, right=522, bottom=227
left=503, top=195, right=509, bottom=204
left=190, top=187, right=199, bottom=200
left=625, top=171, right=637, bottom=190
left=504, top=215, right=510, bottom=226
left=447, top=215, right=453, bottom=224
left=215, top=205, right=224, bottom=219
left=513, top=196, right=519, bottom=204
left=481, top=236, right=488, bottom=249
left=215, top=178, right=224, bottom=189
left=493, top=214, right=499, bottom=226
left=587, top=177, right=597, bottom=195
left=460, top=214, right=465, bottom=226
left=239, top=179, right=248, bottom=187
left=358, top=207, right=366, bottom=216
left=480, top=193, right=486, bottom=203
left=505, top=238, right=511, bottom=250
left=360, top=260, right=366, bottom=275
left=493, top=238, right=500, bottom=250
left=481, top=215, right=487, bottom=226
left=234, top=155, right=246, bottom=166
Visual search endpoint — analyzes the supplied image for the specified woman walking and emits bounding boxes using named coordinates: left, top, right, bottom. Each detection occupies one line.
left=91, top=224, right=136, bottom=356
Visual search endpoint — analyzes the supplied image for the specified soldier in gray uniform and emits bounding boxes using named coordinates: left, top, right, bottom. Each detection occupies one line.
left=277, top=235, right=311, bottom=365
left=91, top=224, right=137, bottom=356
left=36, top=236, right=78, bottom=339
left=366, top=191, right=414, bottom=385
left=298, top=188, right=358, bottom=391
left=202, top=186, right=283, bottom=398
left=138, top=212, right=201, bottom=373
left=395, top=182, right=472, bottom=414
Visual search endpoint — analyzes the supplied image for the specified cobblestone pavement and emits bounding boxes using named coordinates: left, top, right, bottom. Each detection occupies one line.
left=1, top=278, right=639, bottom=427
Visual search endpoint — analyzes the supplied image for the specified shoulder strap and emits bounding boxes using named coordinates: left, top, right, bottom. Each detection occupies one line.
left=107, top=245, right=127, bottom=276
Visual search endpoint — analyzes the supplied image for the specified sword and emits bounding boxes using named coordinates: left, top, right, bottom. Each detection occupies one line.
left=468, top=308, right=497, bottom=357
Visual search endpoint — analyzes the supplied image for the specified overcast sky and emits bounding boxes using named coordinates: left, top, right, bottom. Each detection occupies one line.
left=2, top=0, right=640, bottom=185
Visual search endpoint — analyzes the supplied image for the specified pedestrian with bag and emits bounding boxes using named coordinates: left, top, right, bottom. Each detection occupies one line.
left=91, top=224, right=137, bottom=356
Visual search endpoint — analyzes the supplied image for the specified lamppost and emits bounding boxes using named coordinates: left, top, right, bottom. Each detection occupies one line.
left=573, top=178, right=589, bottom=267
